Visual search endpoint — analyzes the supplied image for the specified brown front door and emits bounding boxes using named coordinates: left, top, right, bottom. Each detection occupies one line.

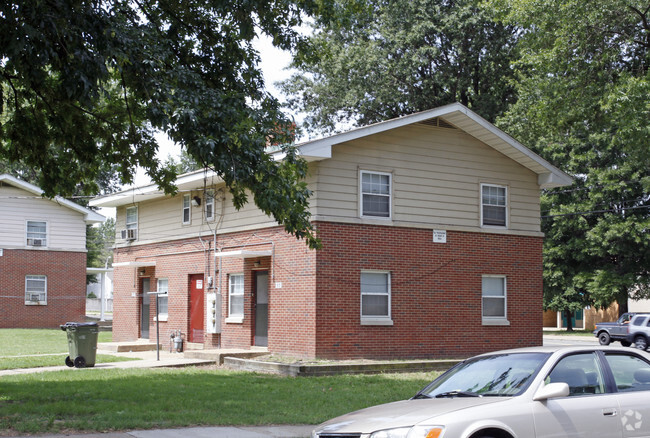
left=189, top=274, right=205, bottom=343
left=254, top=271, right=268, bottom=347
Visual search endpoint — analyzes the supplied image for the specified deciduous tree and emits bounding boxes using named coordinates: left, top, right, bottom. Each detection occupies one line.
left=1, top=0, right=321, bottom=248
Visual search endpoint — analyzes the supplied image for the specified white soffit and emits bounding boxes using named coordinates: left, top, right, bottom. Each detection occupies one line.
left=214, top=250, right=272, bottom=259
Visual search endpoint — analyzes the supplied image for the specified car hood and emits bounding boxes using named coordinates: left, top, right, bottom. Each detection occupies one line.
left=314, top=397, right=507, bottom=435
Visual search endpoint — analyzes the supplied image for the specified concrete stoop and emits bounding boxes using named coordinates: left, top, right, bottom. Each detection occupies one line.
left=98, top=341, right=162, bottom=352
left=184, top=348, right=269, bottom=365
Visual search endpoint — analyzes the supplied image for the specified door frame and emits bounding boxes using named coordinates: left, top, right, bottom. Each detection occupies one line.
left=188, top=274, right=205, bottom=343
left=252, top=270, right=269, bottom=347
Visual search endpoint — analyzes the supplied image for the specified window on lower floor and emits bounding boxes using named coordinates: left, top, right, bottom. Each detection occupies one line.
left=361, top=271, right=393, bottom=325
left=229, top=274, right=244, bottom=320
left=482, top=275, right=508, bottom=325
left=25, top=275, right=47, bottom=305
left=156, top=278, right=169, bottom=321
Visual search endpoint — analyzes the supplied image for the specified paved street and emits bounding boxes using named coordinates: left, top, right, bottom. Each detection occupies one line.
left=542, top=333, right=599, bottom=347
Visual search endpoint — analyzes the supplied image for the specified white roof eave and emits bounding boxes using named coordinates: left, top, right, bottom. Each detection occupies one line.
left=0, top=174, right=106, bottom=223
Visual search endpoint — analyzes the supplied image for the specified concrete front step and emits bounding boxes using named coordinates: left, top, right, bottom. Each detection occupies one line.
left=184, top=348, right=268, bottom=365
left=98, top=341, right=162, bottom=352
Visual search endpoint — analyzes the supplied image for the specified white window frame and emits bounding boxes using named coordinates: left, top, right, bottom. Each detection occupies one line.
left=154, top=278, right=169, bottom=322
left=226, top=274, right=244, bottom=323
left=482, top=275, right=509, bottom=326
left=26, top=220, right=48, bottom=248
left=480, top=184, right=508, bottom=228
left=205, top=189, right=215, bottom=221
left=360, top=170, right=392, bottom=219
left=360, top=271, right=393, bottom=326
left=25, top=275, right=47, bottom=305
left=125, top=206, right=138, bottom=230
left=182, top=194, right=191, bottom=225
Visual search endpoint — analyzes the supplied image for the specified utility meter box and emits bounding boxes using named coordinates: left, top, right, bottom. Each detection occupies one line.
left=206, top=293, right=222, bottom=334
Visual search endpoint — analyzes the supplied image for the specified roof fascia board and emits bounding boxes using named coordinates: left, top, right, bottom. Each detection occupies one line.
left=90, top=169, right=224, bottom=208
left=1, top=174, right=105, bottom=223
left=295, top=103, right=572, bottom=187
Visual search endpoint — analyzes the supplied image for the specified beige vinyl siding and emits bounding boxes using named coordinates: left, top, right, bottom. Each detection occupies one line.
left=116, top=186, right=281, bottom=244
left=0, top=185, right=87, bottom=250
left=314, top=124, right=542, bottom=234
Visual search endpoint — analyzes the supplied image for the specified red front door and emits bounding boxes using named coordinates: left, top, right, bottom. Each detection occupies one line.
left=189, top=274, right=205, bottom=343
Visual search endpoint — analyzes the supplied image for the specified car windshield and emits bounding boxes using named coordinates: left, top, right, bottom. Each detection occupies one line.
left=416, top=353, right=550, bottom=398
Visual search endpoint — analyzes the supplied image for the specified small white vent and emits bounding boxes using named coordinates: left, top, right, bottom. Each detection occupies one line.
left=418, top=117, right=456, bottom=129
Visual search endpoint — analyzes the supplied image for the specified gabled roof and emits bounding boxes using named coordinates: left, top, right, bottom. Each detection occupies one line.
left=90, top=103, right=572, bottom=208
left=294, top=102, right=572, bottom=189
left=0, top=174, right=105, bottom=223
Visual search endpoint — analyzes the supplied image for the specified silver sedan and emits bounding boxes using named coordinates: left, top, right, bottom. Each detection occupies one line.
left=312, top=346, right=650, bottom=438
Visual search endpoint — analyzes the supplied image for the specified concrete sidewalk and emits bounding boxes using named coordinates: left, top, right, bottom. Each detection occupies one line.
left=34, top=425, right=314, bottom=438
left=0, top=347, right=216, bottom=377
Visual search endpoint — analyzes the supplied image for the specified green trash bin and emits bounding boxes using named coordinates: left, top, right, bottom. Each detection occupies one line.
left=60, top=322, right=99, bottom=368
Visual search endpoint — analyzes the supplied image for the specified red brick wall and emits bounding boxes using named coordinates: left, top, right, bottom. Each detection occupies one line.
left=111, top=230, right=317, bottom=353
left=111, top=222, right=542, bottom=359
left=0, top=249, right=86, bottom=328
left=314, top=222, right=543, bottom=359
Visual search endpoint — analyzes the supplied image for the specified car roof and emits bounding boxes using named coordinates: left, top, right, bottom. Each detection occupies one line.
left=471, top=345, right=639, bottom=358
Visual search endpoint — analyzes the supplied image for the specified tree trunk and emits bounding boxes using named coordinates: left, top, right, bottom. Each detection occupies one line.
left=564, top=309, right=574, bottom=332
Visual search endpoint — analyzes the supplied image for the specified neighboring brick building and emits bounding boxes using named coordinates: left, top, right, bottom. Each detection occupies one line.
left=91, top=103, right=572, bottom=359
left=0, top=174, right=105, bottom=328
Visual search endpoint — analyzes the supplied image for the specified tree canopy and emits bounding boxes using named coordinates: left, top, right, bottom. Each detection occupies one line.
left=281, top=0, right=519, bottom=134
left=1, top=0, right=321, bottom=248
left=490, top=0, right=650, bottom=317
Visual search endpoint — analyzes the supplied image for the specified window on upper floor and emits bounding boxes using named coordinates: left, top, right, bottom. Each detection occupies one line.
left=360, top=271, right=393, bottom=325
left=360, top=170, right=391, bottom=218
left=481, top=184, right=507, bottom=227
left=122, top=206, right=138, bottom=240
left=25, top=275, right=47, bottom=305
left=126, top=206, right=138, bottom=230
left=182, top=194, right=191, bottom=224
left=205, top=189, right=215, bottom=221
left=26, top=220, right=47, bottom=247
left=482, top=275, right=509, bottom=325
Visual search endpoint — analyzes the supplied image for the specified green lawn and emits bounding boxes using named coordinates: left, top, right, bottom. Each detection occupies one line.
left=0, top=329, right=134, bottom=370
left=0, top=329, right=441, bottom=435
left=0, top=366, right=437, bottom=435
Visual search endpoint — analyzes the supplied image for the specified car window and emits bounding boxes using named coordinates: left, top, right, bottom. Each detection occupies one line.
left=604, top=353, right=650, bottom=393
left=630, top=317, right=645, bottom=327
left=546, top=353, right=606, bottom=396
left=420, top=353, right=549, bottom=398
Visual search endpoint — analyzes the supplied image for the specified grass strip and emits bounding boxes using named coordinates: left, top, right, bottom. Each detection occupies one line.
left=0, top=354, right=136, bottom=370
left=0, top=367, right=437, bottom=435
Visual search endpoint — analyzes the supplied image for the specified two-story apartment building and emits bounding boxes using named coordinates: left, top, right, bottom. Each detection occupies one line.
left=0, top=174, right=105, bottom=328
left=91, top=103, right=572, bottom=359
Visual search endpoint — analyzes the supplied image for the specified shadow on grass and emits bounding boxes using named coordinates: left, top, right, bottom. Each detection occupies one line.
left=0, top=367, right=436, bottom=435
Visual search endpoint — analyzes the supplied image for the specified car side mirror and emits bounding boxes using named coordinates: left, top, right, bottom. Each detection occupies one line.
left=533, top=382, right=570, bottom=401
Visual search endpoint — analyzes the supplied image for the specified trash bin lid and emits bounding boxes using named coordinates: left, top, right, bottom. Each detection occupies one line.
left=61, top=322, right=99, bottom=328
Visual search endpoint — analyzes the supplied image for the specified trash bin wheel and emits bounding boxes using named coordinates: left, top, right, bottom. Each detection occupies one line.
left=65, top=356, right=74, bottom=367
left=74, top=356, right=86, bottom=368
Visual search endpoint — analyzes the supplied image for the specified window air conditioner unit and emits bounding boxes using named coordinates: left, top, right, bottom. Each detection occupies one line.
left=27, top=238, right=44, bottom=246
left=121, top=229, right=137, bottom=240
left=30, top=294, right=42, bottom=301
